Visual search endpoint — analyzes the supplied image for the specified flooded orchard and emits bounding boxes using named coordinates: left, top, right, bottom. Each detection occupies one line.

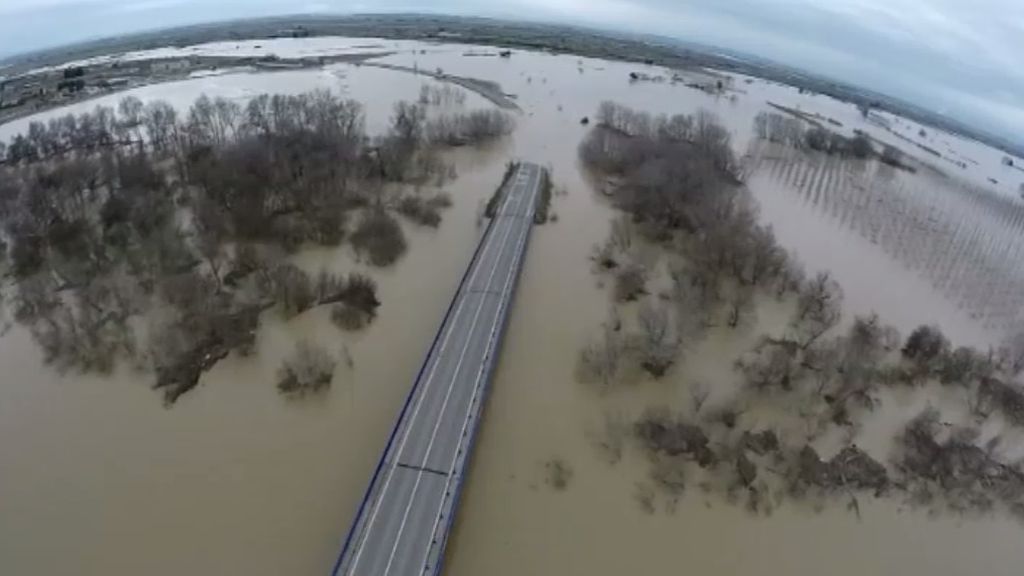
left=2, top=36, right=1024, bottom=575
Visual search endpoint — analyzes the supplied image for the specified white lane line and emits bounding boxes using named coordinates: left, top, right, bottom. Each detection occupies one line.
left=345, top=166, right=523, bottom=574
left=417, top=165, right=541, bottom=572
left=380, top=167, right=532, bottom=576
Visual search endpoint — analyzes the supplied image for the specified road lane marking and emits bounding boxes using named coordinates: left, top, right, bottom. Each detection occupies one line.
left=395, top=462, right=448, bottom=477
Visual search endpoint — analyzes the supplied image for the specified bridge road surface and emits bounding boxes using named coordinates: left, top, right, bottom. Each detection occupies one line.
left=331, top=162, right=542, bottom=576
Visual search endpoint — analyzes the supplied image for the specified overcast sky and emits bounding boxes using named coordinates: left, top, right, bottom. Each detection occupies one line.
left=1, top=0, right=1022, bottom=142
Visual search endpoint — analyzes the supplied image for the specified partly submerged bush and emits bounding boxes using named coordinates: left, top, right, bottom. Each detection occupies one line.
left=397, top=195, right=443, bottom=227
left=351, top=208, right=408, bottom=266
left=277, top=341, right=336, bottom=395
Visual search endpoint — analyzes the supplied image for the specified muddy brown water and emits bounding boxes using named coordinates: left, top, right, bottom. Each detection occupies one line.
left=2, top=37, right=1023, bottom=575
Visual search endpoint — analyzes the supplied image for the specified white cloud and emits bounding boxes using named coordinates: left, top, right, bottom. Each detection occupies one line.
left=301, top=2, right=332, bottom=12
left=113, top=0, right=190, bottom=12
left=0, top=0, right=101, bottom=14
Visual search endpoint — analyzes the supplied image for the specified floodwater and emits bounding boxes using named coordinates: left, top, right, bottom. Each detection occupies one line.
left=0, top=63, right=492, bottom=141
left=747, top=142, right=1024, bottom=344
left=22, top=36, right=426, bottom=74
left=2, top=36, right=1024, bottom=575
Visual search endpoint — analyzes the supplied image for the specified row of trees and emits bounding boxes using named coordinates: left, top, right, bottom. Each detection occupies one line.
left=753, top=111, right=873, bottom=158
left=4, top=101, right=133, bottom=163
left=424, top=109, right=514, bottom=147
left=418, top=83, right=467, bottom=107
left=587, top=101, right=736, bottom=177
left=751, top=123, right=1024, bottom=336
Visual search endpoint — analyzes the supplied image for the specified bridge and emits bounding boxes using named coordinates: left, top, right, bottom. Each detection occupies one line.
left=330, top=162, right=543, bottom=576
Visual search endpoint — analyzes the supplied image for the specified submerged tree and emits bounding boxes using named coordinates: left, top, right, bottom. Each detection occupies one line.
left=634, top=301, right=680, bottom=378
left=277, top=341, right=336, bottom=395
left=792, top=272, right=842, bottom=347
left=902, top=325, right=950, bottom=369
left=579, top=319, right=625, bottom=388
left=351, top=208, right=408, bottom=267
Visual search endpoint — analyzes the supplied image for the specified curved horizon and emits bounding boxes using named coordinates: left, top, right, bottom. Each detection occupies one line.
left=0, top=1, right=1022, bottom=148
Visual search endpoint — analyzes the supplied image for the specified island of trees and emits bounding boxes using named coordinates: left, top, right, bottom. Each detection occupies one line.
left=0, top=87, right=513, bottom=403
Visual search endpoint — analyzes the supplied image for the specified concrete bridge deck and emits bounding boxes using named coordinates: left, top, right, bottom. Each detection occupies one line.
left=331, top=162, right=542, bottom=576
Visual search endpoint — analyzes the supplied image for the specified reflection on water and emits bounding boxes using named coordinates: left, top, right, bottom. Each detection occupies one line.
left=2, top=36, right=1023, bottom=575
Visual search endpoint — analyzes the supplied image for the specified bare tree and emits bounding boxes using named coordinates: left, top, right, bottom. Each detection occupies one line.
left=117, top=96, right=144, bottom=146
left=609, top=215, right=633, bottom=253
left=277, top=341, right=336, bottom=395
left=634, top=300, right=680, bottom=377
left=690, top=381, right=710, bottom=414
left=805, top=127, right=830, bottom=152
left=7, top=134, right=38, bottom=163
left=850, top=133, right=873, bottom=158
left=726, top=287, right=754, bottom=329
left=12, top=273, right=60, bottom=322
left=212, top=97, right=242, bottom=143
left=843, top=314, right=887, bottom=366
left=351, top=208, right=408, bottom=266
left=938, top=346, right=993, bottom=387
left=579, top=322, right=624, bottom=387
left=694, top=109, right=735, bottom=175
left=999, top=332, right=1024, bottom=376
left=272, top=264, right=315, bottom=317
left=143, top=100, right=178, bottom=152
left=391, top=101, right=426, bottom=147
left=775, top=259, right=806, bottom=298
left=738, top=339, right=803, bottom=391
left=614, top=264, right=646, bottom=302
left=792, top=272, right=842, bottom=347
left=902, top=325, right=950, bottom=369
left=656, top=113, right=694, bottom=142
left=193, top=198, right=228, bottom=287
left=425, top=110, right=514, bottom=146
left=745, top=225, right=787, bottom=287
left=881, top=144, right=904, bottom=167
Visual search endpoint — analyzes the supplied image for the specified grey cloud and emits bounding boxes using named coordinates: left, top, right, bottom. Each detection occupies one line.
left=572, top=0, right=1024, bottom=140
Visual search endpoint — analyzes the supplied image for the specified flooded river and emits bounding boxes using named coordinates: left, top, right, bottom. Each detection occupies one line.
left=2, top=36, right=1024, bottom=575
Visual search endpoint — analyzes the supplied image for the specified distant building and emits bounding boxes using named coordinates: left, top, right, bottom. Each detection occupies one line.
left=276, top=27, right=310, bottom=38
left=151, top=59, right=191, bottom=74
left=21, top=81, right=51, bottom=98
left=97, top=77, right=129, bottom=88
left=865, top=112, right=891, bottom=130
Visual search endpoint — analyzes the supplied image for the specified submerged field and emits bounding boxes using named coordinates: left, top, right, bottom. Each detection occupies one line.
left=2, top=35, right=1024, bottom=576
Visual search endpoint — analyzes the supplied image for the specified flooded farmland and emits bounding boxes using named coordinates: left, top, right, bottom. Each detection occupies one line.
left=3, top=36, right=1024, bottom=576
